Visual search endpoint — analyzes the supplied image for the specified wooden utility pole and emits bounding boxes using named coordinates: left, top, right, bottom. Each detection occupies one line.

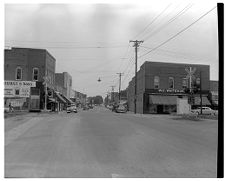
left=200, top=71, right=203, bottom=114
left=129, top=40, right=143, bottom=114
left=110, top=86, right=115, bottom=103
left=117, top=73, right=124, bottom=104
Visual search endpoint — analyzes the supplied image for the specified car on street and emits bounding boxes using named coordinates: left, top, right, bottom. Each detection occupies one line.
left=115, top=104, right=127, bottom=113
left=66, top=105, right=77, bottom=113
left=191, top=107, right=218, bottom=115
left=83, top=105, right=89, bottom=110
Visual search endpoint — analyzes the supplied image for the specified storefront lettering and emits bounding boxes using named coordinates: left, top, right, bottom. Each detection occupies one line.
left=158, top=89, right=184, bottom=93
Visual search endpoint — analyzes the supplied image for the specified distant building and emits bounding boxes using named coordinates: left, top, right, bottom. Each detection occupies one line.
left=55, top=72, right=72, bottom=99
left=210, top=80, right=218, bottom=108
left=4, top=47, right=56, bottom=110
left=127, top=61, right=211, bottom=114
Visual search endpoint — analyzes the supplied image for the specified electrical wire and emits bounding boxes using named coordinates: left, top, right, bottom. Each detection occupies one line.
left=139, top=6, right=217, bottom=58
left=143, top=3, right=193, bottom=41
left=132, top=3, right=171, bottom=40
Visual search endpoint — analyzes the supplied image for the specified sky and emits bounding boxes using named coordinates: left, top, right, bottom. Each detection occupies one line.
left=4, top=1, right=219, bottom=98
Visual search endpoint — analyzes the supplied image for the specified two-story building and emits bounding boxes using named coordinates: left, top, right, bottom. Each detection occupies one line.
left=4, top=47, right=56, bottom=110
left=127, top=61, right=211, bottom=114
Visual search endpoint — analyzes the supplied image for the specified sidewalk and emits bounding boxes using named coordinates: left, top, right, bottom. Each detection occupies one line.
left=4, top=110, right=62, bottom=133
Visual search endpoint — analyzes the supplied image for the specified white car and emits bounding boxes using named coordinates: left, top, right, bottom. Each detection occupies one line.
left=191, top=107, right=218, bottom=115
left=66, top=105, right=77, bottom=113
left=115, top=104, right=127, bottom=113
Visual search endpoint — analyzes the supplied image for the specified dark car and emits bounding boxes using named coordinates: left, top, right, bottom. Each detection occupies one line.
left=83, top=106, right=89, bottom=110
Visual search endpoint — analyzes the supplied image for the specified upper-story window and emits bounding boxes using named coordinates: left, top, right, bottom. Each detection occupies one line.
left=154, top=76, right=160, bottom=89
left=15, top=67, right=22, bottom=80
left=33, top=68, right=39, bottom=81
left=169, top=77, right=174, bottom=89
left=182, top=78, right=188, bottom=89
left=196, top=77, right=200, bottom=85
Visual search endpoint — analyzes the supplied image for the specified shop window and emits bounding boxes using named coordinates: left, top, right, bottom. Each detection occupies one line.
left=33, top=68, right=39, bottom=81
left=182, top=78, right=188, bottom=89
left=15, top=67, right=22, bottom=80
left=154, top=76, right=160, bottom=89
left=169, top=77, right=174, bottom=89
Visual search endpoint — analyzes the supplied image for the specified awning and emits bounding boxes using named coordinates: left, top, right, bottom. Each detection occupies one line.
left=55, top=93, right=67, bottom=103
left=149, top=95, right=177, bottom=105
left=48, top=98, right=57, bottom=103
left=194, top=96, right=211, bottom=106
left=62, top=95, right=74, bottom=104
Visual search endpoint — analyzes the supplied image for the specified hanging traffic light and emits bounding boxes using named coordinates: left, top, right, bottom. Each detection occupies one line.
left=98, top=77, right=101, bottom=82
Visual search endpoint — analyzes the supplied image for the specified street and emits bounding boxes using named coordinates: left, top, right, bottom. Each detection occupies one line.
left=5, top=107, right=218, bottom=178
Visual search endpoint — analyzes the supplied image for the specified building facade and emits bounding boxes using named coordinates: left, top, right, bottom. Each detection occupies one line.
left=210, top=80, right=218, bottom=109
left=127, top=61, right=211, bottom=114
left=55, top=72, right=72, bottom=99
left=4, top=47, right=56, bottom=110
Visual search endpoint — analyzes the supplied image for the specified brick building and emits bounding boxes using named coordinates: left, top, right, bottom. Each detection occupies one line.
left=4, top=47, right=56, bottom=110
left=55, top=72, right=72, bottom=99
left=210, top=80, right=218, bottom=108
left=127, top=61, right=211, bottom=114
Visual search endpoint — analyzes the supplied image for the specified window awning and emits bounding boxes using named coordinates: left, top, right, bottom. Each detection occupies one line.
left=55, top=93, right=67, bottom=103
left=194, top=97, right=211, bottom=106
left=149, top=95, right=177, bottom=105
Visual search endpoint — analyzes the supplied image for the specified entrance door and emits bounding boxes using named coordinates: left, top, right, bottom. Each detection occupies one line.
left=157, top=105, right=163, bottom=114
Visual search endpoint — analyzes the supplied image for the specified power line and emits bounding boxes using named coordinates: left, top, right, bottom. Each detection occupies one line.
left=143, top=3, right=193, bottom=41
left=132, top=3, right=171, bottom=40
left=139, top=6, right=217, bottom=58
left=5, top=44, right=127, bottom=49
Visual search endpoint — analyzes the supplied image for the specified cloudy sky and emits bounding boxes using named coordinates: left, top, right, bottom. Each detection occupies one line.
left=5, top=1, right=219, bottom=98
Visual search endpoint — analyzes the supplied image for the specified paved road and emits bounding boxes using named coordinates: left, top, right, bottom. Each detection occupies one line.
left=5, top=107, right=218, bottom=178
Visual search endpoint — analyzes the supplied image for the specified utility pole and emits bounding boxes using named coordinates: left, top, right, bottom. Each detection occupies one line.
left=110, top=86, right=115, bottom=103
left=129, top=40, right=143, bottom=114
left=200, top=71, right=203, bottom=114
left=117, top=73, right=124, bottom=104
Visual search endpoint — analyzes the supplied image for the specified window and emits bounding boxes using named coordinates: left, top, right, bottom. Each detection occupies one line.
left=15, top=67, right=22, bottom=80
left=182, top=78, right=188, bottom=89
left=33, top=68, right=39, bottom=81
left=15, top=89, right=20, bottom=95
left=196, top=78, right=200, bottom=85
left=169, top=77, right=174, bottom=89
left=154, top=76, right=160, bottom=89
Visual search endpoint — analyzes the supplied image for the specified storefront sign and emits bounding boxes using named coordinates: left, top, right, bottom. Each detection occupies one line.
left=158, top=89, right=185, bottom=93
left=4, top=81, right=36, bottom=98
left=146, top=89, right=185, bottom=94
left=4, top=89, right=14, bottom=97
left=5, top=81, right=36, bottom=88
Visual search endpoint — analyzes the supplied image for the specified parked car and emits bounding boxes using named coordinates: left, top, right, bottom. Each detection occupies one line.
left=115, top=104, right=127, bottom=113
left=191, top=107, right=218, bottom=115
left=83, top=105, right=89, bottom=110
left=88, top=105, right=93, bottom=109
left=66, top=105, right=77, bottom=113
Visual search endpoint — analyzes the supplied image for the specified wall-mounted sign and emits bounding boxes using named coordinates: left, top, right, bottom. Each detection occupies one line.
left=146, top=89, right=185, bottom=94
left=4, top=81, right=36, bottom=98
left=5, top=81, right=36, bottom=88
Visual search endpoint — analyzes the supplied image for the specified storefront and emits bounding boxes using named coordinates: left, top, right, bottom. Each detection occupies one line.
left=4, top=80, right=36, bottom=110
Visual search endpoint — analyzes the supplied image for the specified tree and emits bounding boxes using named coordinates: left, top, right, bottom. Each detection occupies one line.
left=93, top=95, right=103, bottom=105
